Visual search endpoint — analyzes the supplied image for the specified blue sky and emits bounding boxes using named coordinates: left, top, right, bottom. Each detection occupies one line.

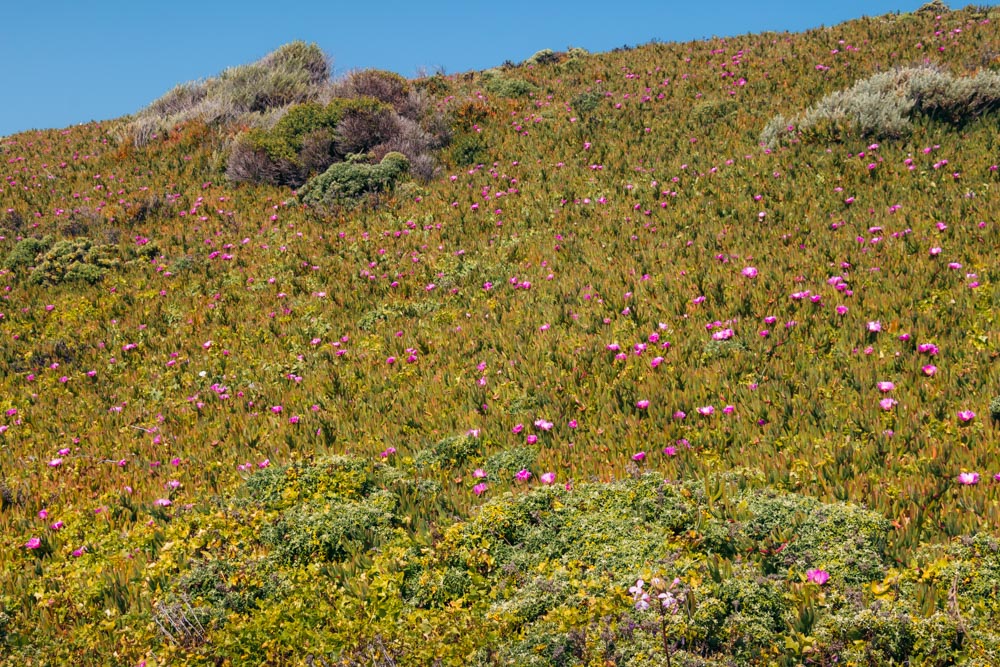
left=0, top=0, right=957, bottom=137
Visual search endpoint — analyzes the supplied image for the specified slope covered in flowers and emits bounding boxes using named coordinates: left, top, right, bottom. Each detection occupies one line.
left=1, top=4, right=999, bottom=664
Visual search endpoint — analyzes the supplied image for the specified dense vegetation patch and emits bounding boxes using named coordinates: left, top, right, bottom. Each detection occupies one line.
left=2, top=3, right=1000, bottom=664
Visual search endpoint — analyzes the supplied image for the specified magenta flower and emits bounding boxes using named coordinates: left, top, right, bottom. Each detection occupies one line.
left=473, top=468, right=487, bottom=479
left=806, top=569, right=830, bottom=585
left=515, top=469, right=532, bottom=482
left=663, top=446, right=677, bottom=457
left=876, top=381, right=895, bottom=393
left=473, top=482, right=488, bottom=496
left=696, top=406, right=715, bottom=416
left=957, top=410, right=976, bottom=423
left=25, top=537, right=41, bottom=550
left=673, top=410, right=687, bottom=420
left=879, top=398, right=897, bottom=411
left=632, top=451, right=646, bottom=462
left=867, top=320, right=882, bottom=333
left=636, top=399, right=650, bottom=409
left=922, top=364, right=937, bottom=376
left=742, top=266, right=758, bottom=278
left=154, top=498, right=172, bottom=507
left=540, top=472, right=556, bottom=484
left=958, top=472, right=980, bottom=485
left=917, top=343, right=939, bottom=355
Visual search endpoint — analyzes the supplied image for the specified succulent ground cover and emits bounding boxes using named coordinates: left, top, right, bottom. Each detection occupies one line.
left=1, top=4, right=1000, bottom=664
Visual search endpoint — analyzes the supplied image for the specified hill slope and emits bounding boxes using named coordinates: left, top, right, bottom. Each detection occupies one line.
left=1, top=4, right=1000, bottom=665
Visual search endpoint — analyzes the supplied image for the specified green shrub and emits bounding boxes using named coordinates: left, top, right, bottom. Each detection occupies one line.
left=763, top=65, right=1000, bottom=146
left=228, top=97, right=396, bottom=185
left=990, top=396, right=1000, bottom=423
left=448, top=132, right=488, bottom=166
left=570, top=90, right=604, bottom=115
left=298, top=151, right=409, bottom=206
left=524, top=49, right=560, bottom=66
left=36, top=239, right=118, bottom=285
left=3, top=236, right=50, bottom=271
left=485, top=76, right=539, bottom=98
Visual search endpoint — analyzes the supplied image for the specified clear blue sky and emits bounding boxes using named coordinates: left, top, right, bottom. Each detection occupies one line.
left=0, top=0, right=958, bottom=137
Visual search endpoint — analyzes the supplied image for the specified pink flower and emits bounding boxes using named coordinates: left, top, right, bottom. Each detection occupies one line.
left=879, top=398, right=897, bottom=411
left=515, top=469, right=532, bottom=482
left=25, top=537, right=41, bottom=549
left=154, top=498, right=172, bottom=507
left=835, top=305, right=848, bottom=315
left=48, top=458, right=63, bottom=467
left=636, top=399, right=650, bottom=409
left=567, top=419, right=578, bottom=429
left=673, top=410, right=687, bottom=420
left=806, top=569, right=830, bottom=585
left=696, top=406, right=715, bottom=416
left=50, top=521, right=64, bottom=531
left=473, top=468, right=487, bottom=478
left=958, top=472, right=980, bottom=485
left=922, top=364, right=937, bottom=376
left=540, top=472, right=556, bottom=484
left=957, top=410, right=976, bottom=423
left=876, top=381, right=895, bottom=393
left=473, top=482, right=488, bottom=496
left=917, top=343, right=939, bottom=355
left=632, top=451, right=646, bottom=462
left=742, top=266, right=758, bottom=278
left=867, top=320, right=882, bottom=333
left=663, top=446, right=677, bottom=456
left=712, top=328, right=734, bottom=341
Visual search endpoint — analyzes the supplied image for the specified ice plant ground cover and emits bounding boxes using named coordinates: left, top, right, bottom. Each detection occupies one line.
left=2, top=4, right=1000, bottom=664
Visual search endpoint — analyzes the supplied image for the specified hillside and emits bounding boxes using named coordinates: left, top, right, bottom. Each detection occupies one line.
left=2, top=4, right=1000, bottom=665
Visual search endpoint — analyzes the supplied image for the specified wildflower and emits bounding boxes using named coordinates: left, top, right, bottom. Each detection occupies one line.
left=836, top=305, right=848, bottom=315
left=922, top=364, right=937, bottom=376
left=673, top=410, right=687, bottom=420
left=957, top=410, right=976, bottom=423
left=50, top=521, right=64, bottom=531
left=867, top=320, right=882, bottom=333
left=473, top=482, right=488, bottom=496
left=540, top=472, right=556, bottom=484
left=806, top=569, right=830, bottom=585
left=154, top=498, right=172, bottom=507
left=876, top=381, right=895, bottom=392
left=629, top=579, right=651, bottom=610
left=879, top=398, right=897, bottom=411
left=515, top=469, right=532, bottom=482
left=958, top=472, right=980, bottom=485
left=917, top=343, right=939, bottom=355
left=473, top=468, right=487, bottom=478
left=636, top=399, right=650, bottom=409
left=568, top=419, right=578, bottom=429
left=742, top=266, right=758, bottom=278
left=712, top=328, right=734, bottom=341
left=632, top=451, right=646, bottom=462
left=696, top=406, right=715, bottom=416
left=663, top=446, right=677, bottom=456
left=25, top=537, right=41, bottom=550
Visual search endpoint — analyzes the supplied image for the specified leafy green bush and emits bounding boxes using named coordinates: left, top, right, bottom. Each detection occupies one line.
left=485, top=76, right=539, bottom=98
left=3, top=236, right=50, bottom=271
left=28, top=238, right=119, bottom=285
left=228, top=97, right=392, bottom=185
left=298, top=151, right=409, bottom=206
